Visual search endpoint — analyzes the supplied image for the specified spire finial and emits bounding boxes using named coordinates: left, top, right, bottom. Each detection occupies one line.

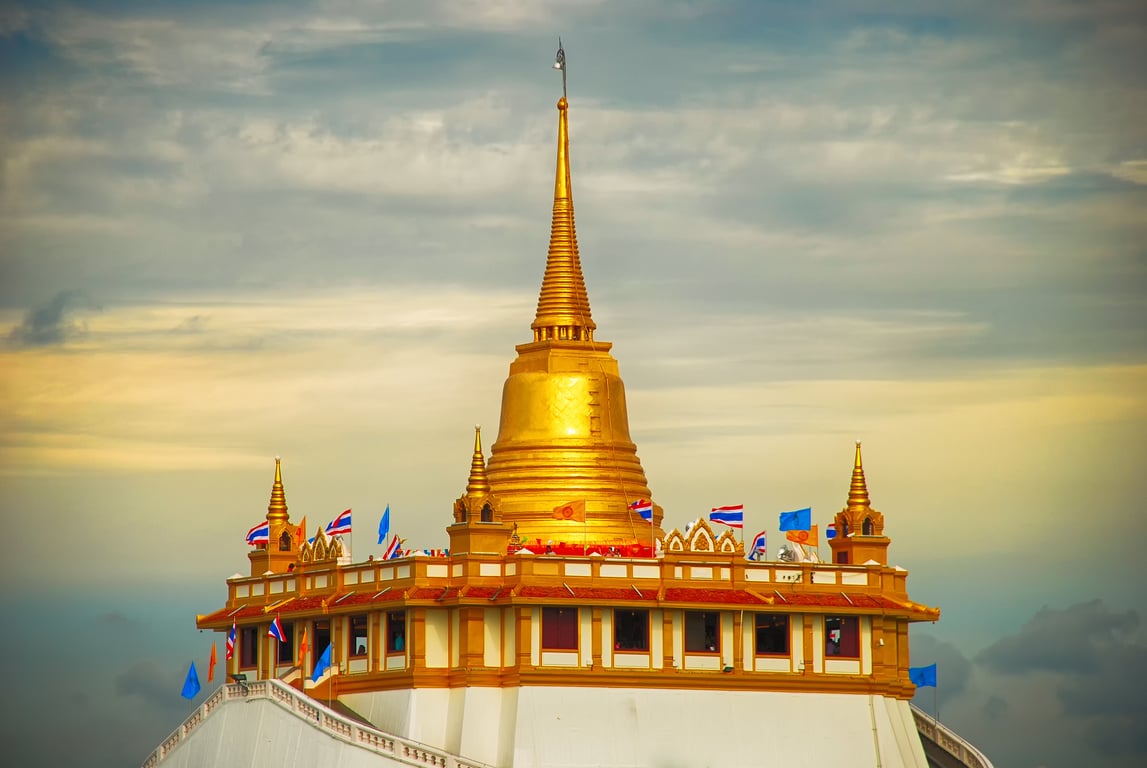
left=531, top=40, right=596, bottom=343
left=267, top=456, right=289, bottom=523
left=847, top=441, right=870, bottom=510
left=466, top=426, right=491, bottom=496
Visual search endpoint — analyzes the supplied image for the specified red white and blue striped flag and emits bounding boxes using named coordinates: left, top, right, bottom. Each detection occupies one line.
left=747, top=530, right=767, bottom=561
left=629, top=499, right=654, bottom=522
left=326, top=509, right=352, bottom=536
left=226, top=623, right=236, bottom=660
left=268, top=616, right=286, bottom=643
left=709, top=504, right=744, bottom=528
left=246, top=520, right=269, bottom=545
left=383, top=534, right=404, bottom=560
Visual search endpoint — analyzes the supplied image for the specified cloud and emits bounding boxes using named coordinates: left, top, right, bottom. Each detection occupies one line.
left=115, top=659, right=190, bottom=713
left=5, top=290, right=98, bottom=348
left=909, top=633, right=972, bottom=707
left=925, top=600, right=1147, bottom=764
left=977, top=599, right=1141, bottom=675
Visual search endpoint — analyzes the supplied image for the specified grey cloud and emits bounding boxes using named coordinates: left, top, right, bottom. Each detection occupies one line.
left=115, top=659, right=190, bottom=713
left=6, top=290, right=98, bottom=348
left=909, top=632, right=972, bottom=709
left=977, top=599, right=1140, bottom=675
left=981, top=695, right=1007, bottom=720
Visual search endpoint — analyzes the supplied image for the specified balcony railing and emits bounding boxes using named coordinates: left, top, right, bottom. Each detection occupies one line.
left=911, top=704, right=994, bottom=768
left=141, top=679, right=494, bottom=768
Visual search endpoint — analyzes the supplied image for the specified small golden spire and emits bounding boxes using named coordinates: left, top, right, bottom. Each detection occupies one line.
left=847, top=441, right=871, bottom=510
left=267, top=456, right=289, bottom=523
left=466, top=426, right=491, bottom=496
left=531, top=43, right=595, bottom=343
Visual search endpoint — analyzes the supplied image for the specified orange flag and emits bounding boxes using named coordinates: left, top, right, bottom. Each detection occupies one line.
left=785, top=524, right=819, bottom=547
left=551, top=499, right=586, bottom=522
left=299, top=626, right=309, bottom=660
left=208, top=641, right=217, bottom=682
left=294, top=516, right=307, bottom=547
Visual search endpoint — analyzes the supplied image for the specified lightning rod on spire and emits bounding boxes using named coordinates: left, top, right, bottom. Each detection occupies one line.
left=553, top=37, right=567, bottom=99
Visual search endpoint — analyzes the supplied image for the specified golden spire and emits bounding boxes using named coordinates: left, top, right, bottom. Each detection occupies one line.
left=466, top=425, right=490, bottom=496
left=267, top=456, right=288, bottom=523
left=847, top=441, right=871, bottom=510
left=530, top=43, right=595, bottom=343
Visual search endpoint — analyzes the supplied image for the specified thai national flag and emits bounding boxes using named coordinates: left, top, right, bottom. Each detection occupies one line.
left=268, top=616, right=286, bottom=643
left=246, top=521, right=269, bottom=545
left=629, top=499, right=654, bottom=522
left=709, top=504, right=744, bottom=529
left=747, top=530, right=767, bottom=561
left=326, top=509, right=352, bottom=536
left=383, top=534, right=403, bottom=560
left=826, top=522, right=837, bottom=540
left=226, top=623, right=236, bottom=660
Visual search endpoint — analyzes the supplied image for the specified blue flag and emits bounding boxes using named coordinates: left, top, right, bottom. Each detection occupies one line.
left=377, top=505, right=391, bottom=545
left=908, top=663, right=937, bottom=688
left=181, top=661, right=201, bottom=699
left=778, top=507, right=812, bottom=531
left=312, top=644, right=332, bottom=682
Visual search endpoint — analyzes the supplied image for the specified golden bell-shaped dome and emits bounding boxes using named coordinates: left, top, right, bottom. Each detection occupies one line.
left=485, top=93, right=661, bottom=545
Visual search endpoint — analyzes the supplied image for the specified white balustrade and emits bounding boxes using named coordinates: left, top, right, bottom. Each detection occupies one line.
left=140, top=678, right=496, bottom=768
left=911, top=704, right=995, bottom=768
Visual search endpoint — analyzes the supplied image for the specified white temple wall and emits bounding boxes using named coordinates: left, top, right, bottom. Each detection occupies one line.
left=502, top=607, right=516, bottom=665
left=424, top=608, right=449, bottom=668
left=484, top=607, right=502, bottom=667
left=650, top=609, right=663, bottom=669
left=451, top=610, right=461, bottom=666
left=509, top=687, right=927, bottom=768
left=862, top=615, right=873, bottom=675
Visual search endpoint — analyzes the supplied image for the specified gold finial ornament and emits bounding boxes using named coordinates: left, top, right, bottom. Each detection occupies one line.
left=848, top=441, right=871, bottom=510
left=485, top=52, right=660, bottom=545
left=267, top=456, right=289, bottom=523
left=466, top=426, right=491, bottom=496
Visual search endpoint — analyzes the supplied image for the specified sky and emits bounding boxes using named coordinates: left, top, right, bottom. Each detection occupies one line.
left=1, top=1, right=1145, bottom=766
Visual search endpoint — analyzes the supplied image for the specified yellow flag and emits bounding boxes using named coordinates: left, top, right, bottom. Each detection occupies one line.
left=294, top=516, right=307, bottom=547
left=208, top=641, right=217, bottom=682
left=785, top=524, right=819, bottom=547
left=551, top=500, right=586, bottom=522
left=299, top=626, right=309, bottom=660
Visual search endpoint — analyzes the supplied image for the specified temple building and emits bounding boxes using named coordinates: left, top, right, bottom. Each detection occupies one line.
left=148, top=56, right=993, bottom=768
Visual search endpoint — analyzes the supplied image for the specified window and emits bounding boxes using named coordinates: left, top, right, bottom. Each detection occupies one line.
left=313, top=620, right=331, bottom=664
left=239, top=626, right=259, bottom=669
left=386, top=611, right=406, bottom=653
left=684, top=611, right=720, bottom=653
left=614, top=609, right=649, bottom=652
left=754, top=614, right=789, bottom=656
left=863, top=517, right=874, bottom=535
left=279, top=530, right=291, bottom=551
left=836, top=551, right=849, bottom=564
left=276, top=622, right=294, bottom=664
left=480, top=503, right=493, bottom=522
left=825, top=616, right=860, bottom=658
left=541, top=607, right=578, bottom=650
left=349, top=615, right=368, bottom=658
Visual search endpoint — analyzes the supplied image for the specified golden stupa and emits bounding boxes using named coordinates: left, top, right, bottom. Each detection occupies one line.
left=484, top=92, right=663, bottom=545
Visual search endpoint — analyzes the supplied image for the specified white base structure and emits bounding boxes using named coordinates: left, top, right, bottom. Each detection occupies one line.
left=342, top=687, right=929, bottom=768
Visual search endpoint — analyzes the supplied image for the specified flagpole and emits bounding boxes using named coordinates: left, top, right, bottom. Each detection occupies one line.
left=583, top=504, right=588, bottom=555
